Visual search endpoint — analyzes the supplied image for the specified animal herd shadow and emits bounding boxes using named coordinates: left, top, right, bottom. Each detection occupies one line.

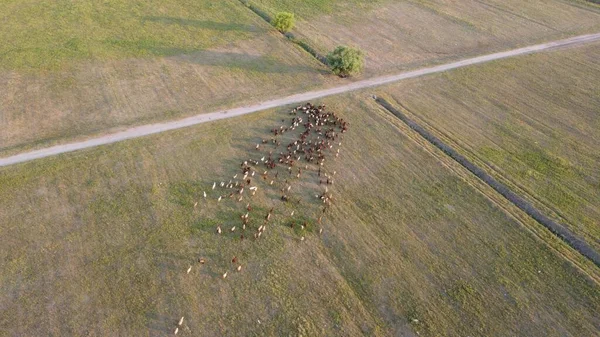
left=161, top=103, right=345, bottom=333
left=169, top=107, right=339, bottom=238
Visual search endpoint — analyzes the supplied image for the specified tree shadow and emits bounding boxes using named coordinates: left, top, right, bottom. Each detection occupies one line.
left=104, top=38, right=326, bottom=74
left=178, top=50, right=326, bottom=75
left=142, top=16, right=265, bottom=33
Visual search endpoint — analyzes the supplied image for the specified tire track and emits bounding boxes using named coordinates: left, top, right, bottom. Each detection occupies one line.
left=375, top=97, right=600, bottom=268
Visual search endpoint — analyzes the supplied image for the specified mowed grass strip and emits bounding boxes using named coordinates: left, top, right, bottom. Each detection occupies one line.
left=250, top=0, right=600, bottom=76
left=1, top=94, right=599, bottom=336
left=378, top=42, right=600, bottom=253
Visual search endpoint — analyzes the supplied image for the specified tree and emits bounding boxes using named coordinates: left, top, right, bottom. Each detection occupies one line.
left=272, top=12, right=295, bottom=33
left=327, top=46, right=364, bottom=77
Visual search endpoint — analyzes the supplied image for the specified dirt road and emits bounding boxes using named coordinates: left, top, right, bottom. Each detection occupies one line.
left=2, top=32, right=600, bottom=167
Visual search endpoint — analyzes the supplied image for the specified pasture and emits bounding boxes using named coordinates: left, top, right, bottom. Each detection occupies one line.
left=2, top=1, right=600, bottom=336
left=251, top=0, right=600, bottom=76
left=0, top=0, right=335, bottom=156
left=377, top=41, right=600, bottom=253
left=1, top=94, right=598, bottom=336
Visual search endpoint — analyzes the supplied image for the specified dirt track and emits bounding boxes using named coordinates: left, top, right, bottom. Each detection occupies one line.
left=1, top=32, right=600, bottom=167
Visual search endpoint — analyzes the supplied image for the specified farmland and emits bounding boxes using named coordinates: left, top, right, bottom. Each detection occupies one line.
left=377, top=41, right=600, bottom=253
left=2, top=0, right=600, bottom=336
left=1, top=94, right=599, bottom=336
left=0, top=0, right=335, bottom=156
left=252, top=0, right=600, bottom=76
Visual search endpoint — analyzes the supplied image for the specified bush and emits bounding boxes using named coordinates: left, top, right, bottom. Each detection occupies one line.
left=327, top=46, right=364, bottom=77
left=272, top=12, right=295, bottom=33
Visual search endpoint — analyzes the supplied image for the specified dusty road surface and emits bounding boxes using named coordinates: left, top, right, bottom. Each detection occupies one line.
left=2, top=32, right=600, bottom=167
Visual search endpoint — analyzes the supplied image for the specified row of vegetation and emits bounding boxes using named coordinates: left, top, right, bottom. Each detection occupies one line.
left=269, top=9, right=364, bottom=77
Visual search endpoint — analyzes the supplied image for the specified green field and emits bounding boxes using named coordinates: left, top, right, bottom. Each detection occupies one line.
left=251, top=0, right=600, bottom=76
left=1, top=94, right=599, bottom=336
left=0, top=0, right=267, bottom=70
left=2, top=1, right=600, bottom=336
left=0, top=0, right=336, bottom=156
left=377, top=41, right=600, bottom=253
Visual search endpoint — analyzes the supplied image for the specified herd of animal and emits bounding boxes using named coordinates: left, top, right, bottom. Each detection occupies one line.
left=173, top=103, right=348, bottom=334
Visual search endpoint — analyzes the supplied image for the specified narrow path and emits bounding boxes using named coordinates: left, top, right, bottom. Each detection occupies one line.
left=2, top=33, right=600, bottom=168
left=375, top=97, right=600, bottom=268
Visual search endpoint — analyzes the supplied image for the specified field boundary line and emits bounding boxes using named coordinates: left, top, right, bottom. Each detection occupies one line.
left=375, top=97, right=600, bottom=268
left=2, top=32, right=600, bottom=167
left=238, top=0, right=330, bottom=65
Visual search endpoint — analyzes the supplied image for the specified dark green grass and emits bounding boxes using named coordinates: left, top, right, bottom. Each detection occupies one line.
left=0, top=0, right=264, bottom=70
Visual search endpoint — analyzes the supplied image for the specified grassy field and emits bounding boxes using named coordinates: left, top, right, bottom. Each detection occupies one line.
left=251, top=0, right=600, bottom=77
left=1, top=94, right=598, bottom=336
left=3, top=1, right=600, bottom=157
left=377, top=41, right=600, bottom=254
left=0, top=0, right=337, bottom=156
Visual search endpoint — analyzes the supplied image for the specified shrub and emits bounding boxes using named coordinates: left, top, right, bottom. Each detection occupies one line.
left=272, top=12, right=295, bottom=33
left=327, top=46, right=364, bottom=77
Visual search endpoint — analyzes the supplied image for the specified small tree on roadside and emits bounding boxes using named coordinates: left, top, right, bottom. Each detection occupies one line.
left=272, top=12, right=295, bottom=33
left=327, top=45, right=364, bottom=77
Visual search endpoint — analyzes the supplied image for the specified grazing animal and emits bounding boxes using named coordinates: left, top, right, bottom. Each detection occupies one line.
left=187, top=266, right=192, bottom=274
left=212, top=182, right=216, bottom=190
left=223, top=272, right=228, bottom=279
left=218, top=196, right=222, bottom=202
left=174, top=327, right=179, bottom=335
left=237, top=265, right=242, bottom=272
left=232, top=256, right=237, bottom=264
left=203, top=191, right=207, bottom=198
left=179, top=317, right=184, bottom=326
left=217, top=226, right=222, bottom=234
left=231, top=226, right=236, bottom=232
left=199, top=258, right=205, bottom=264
